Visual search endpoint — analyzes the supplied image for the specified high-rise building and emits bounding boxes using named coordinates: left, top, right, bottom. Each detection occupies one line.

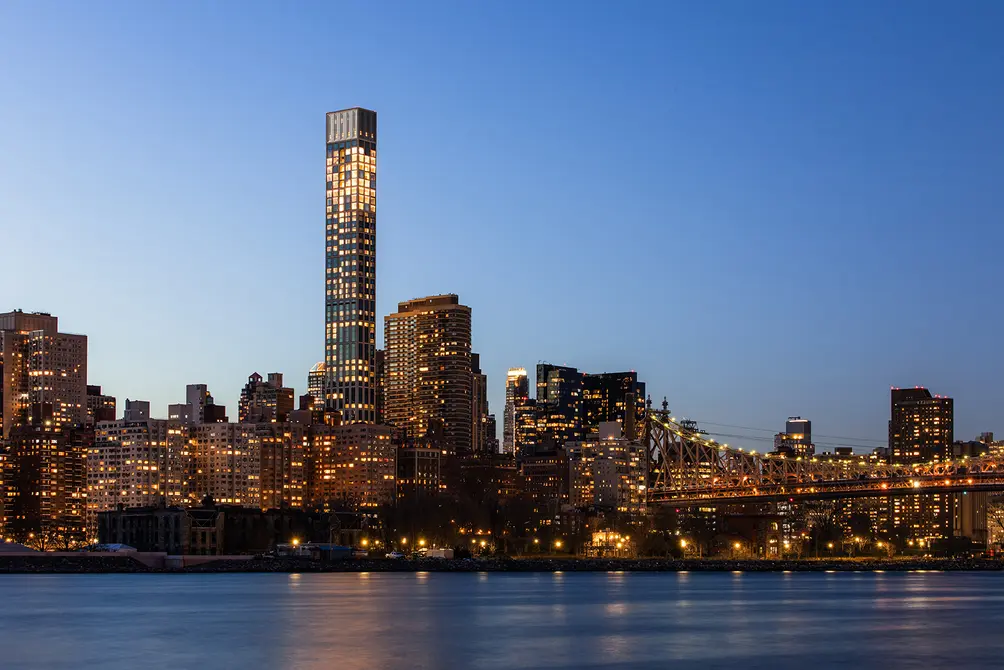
left=168, top=384, right=227, bottom=425
left=772, top=416, right=814, bottom=457
left=238, top=372, right=295, bottom=423
left=0, top=311, right=88, bottom=545
left=887, top=387, right=955, bottom=543
left=567, top=421, right=647, bottom=515
left=503, top=368, right=529, bottom=457
left=0, top=310, right=87, bottom=439
left=256, top=422, right=305, bottom=510
left=384, top=295, right=473, bottom=455
left=190, top=423, right=261, bottom=507
left=86, top=385, right=116, bottom=424
left=485, top=414, right=499, bottom=455
left=375, top=348, right=386, bottom=425
left=889, top=387, right=954, bottom=464
left=307, top=362, right=326, bottom=410
left=472, top=353, right=489, bottom=457
left=87, top=400, right=171, bottom=529
left=535, top=363, right=583, bottom=450
left=581, top=372, right=645, bottom=433
left=310, top=423, right=394, bottom=511
left=324, top=107, right=378, bottom=424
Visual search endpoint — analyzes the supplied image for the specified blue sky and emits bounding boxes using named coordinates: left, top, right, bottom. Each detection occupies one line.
left=2, top=1, right=1002, bottom=449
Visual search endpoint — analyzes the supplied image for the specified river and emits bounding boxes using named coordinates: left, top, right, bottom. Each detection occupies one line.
left=0, top=571, right=1001, bottom=668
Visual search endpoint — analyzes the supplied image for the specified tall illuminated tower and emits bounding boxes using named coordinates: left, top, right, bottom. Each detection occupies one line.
left=325, top=108, right=378, bottom=423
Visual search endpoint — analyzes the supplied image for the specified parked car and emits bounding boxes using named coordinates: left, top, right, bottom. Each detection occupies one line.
left=385, top=551, right=406, bottom=559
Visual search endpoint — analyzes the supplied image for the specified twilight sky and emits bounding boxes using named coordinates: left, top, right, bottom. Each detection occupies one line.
left=2, top=1, right=1002, bottom=449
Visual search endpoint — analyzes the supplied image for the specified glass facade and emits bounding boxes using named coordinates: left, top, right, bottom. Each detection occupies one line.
left=325, top=108, right=378, bottom=423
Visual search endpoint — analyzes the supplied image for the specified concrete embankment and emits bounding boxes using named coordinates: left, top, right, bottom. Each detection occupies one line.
left=3, top=555, right=1004, bottom=574
left=185, top=557, right=1004, bottom=573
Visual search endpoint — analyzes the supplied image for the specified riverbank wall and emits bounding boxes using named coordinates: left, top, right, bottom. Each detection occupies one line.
left=3, top=555, right=1004, bottom=574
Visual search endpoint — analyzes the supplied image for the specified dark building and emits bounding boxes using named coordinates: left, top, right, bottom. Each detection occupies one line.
left=472, top=353, right=490, bottom=457
left=484, top=414, right=499, bottom=456
left=581, top=372, right=646, bottom=432
left=86, top=385, right=116, bottom=424
left=889, top=387, right=954, bottom=464
left=535, top=364, right=584, bottom=450
left=98, top=503, right=346, bottom=555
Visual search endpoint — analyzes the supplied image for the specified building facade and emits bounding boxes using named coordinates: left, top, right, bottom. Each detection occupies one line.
left=311, top=423, right=395, bottom=511
left=772, top=416, right=814, bottom=457
left=581, top=372, right=645, bottom=434
left=324, top=107, right=378, bottom=424
left=190, top=423, right=261, bottom=507
left=238, top=372, right=294, bottom=423
left=889, top=387, right=954, bottom=464
left=503, top=368, right=529, bottom=457
left=86, top=385, right=116, bottom=424
left=567, top=422, right=647, bottom=515
left=0, top=310, right=87, bottom=439
left=0, top=311, right=88, bottom=545
left=87, top=401, right=172, bottom=530
left=384, top=295, right=473, bottom=455
left=472, top=353, right=489, bottom=458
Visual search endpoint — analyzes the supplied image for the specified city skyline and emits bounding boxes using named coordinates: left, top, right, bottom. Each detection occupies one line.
left=3, top=2, right=1003, bottom=446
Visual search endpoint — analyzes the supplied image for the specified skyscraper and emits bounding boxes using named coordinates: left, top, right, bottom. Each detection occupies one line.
left=325, top=107, right=378, bottom=424
left=0, top=310, right=87, bottom=439
left=535, top=363, right=583, bottom=449
left=503, top=368, right=528, bottom=457
left=889, top=387, right=954, bottom=464
left=0, top=311, right=88, bottom=545
left=581, top=371, right=646, bottom=432
left=472, top=353, right=489, bottom=457
left=384, top=295, right=473, bottom=455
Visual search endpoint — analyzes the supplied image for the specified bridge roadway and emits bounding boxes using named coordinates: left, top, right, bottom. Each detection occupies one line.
left=648, top=475, right=1004, bottom=506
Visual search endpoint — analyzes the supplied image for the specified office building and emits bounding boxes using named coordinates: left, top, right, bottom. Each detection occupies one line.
left=772, top=416, right=814, bottom=457
left=238, top=372, right=294, bottom=423
left=86, top=385, right=116, bottom=424
left=485, top=414, right=499, bottom=455
left=503, top=368, right=529, bottom=457
left=535, top=363, right=584, bottom=450
left=889, top=387, right=954, bottom=464
left=384, top=295, right=473, bottom=455
left=581, top=371, right=645, bottom=433
left=307, top=362, right=326, bottom=410
left=324, top=107, right=378, bottom=424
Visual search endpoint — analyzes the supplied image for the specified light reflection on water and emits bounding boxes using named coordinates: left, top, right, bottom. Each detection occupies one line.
left=1, top=571, right=1004, bottom=669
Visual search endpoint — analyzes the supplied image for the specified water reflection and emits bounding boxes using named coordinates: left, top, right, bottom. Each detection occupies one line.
left=2, top=572, right=1004, bottom=668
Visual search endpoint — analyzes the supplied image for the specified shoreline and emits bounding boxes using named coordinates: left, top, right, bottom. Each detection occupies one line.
left=2, top=555, right=1003, bottom=574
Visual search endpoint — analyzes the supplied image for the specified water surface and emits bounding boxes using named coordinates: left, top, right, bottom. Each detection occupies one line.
left=0, top=571, right=1000, bottom=669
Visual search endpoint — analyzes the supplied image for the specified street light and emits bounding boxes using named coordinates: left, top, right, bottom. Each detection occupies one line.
left=401, top=537, right=408, bottom=545
left=554, top=539, right=563, bottom=550
left=418, top=539, right=427, bottom=548
left=291, top=538, right=300, bottom=547
left=361, top=538, right=369, bottom=547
